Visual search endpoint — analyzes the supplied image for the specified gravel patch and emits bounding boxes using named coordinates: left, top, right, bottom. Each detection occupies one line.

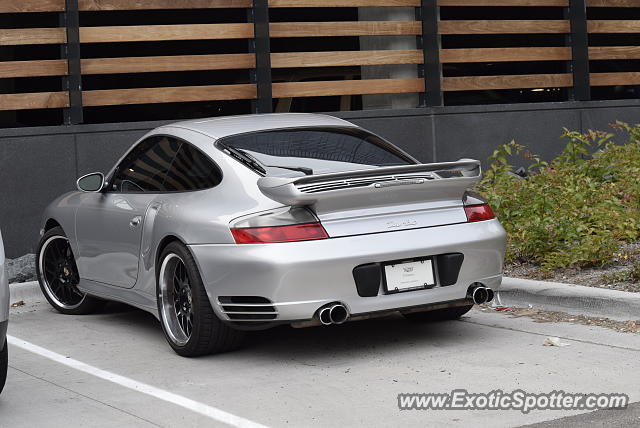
left=482, top=305, right=640, bottom=335
left=505, top=241, right=640, bottom=293
left=6, top=253, right=36, bottom=283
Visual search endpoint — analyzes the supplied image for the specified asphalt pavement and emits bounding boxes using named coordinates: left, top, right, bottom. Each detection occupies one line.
left=521, top=401, right=640, bottom=428
left=1, top=291, right=638, bottom=428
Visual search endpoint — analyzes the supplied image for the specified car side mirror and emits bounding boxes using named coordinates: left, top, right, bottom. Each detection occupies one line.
left=77, top=172, right=105, bottom=192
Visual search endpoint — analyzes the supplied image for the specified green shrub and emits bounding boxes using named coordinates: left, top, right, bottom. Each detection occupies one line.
left=601, top=261, right=640, bottom=284
left=476, top=122, right=640, bottom=271
left=631, top=261, right=640, bottom=282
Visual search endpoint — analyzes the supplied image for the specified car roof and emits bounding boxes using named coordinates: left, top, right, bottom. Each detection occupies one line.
left=164, top=113, right=358, bottom=140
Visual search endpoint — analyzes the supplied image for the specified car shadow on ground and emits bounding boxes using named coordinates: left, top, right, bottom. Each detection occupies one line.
left=247, top=315, right=478, bottom=360
left=99, top=301, right=140, bottom=314
left=80, top=302, right=478, bottom=361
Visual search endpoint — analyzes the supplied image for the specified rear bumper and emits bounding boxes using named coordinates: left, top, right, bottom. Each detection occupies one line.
left=189, top=219, right=506, bottom=328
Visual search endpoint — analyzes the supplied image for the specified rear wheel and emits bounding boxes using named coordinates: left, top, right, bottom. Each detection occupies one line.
left=36, top=227, right=102, bottom=315
left=0, top=339, right=7, bottom=394
left=157, top=242, right=244, bottom=357
left=402, top=304, right=473, bottom=322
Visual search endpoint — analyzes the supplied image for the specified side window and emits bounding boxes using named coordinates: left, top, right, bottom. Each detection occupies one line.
left=164, top=143, right=222, bottom=191
left=110, top=136, right=181, bottom=193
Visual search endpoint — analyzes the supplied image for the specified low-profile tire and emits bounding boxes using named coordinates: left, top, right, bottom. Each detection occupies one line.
left=157, top=241, right=244, bottom=357
left=402, top=304, right=474, bottom=323
left=36, top=226, right=102, bottom=315
left=0, top=339, right=7, bottom=394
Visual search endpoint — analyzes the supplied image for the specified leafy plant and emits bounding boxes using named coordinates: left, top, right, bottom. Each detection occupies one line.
left=601, top=262, right=640, bottom=284
left=476, top=123, right=640, bottom=271
left=631, top=261, right=640, bottom=282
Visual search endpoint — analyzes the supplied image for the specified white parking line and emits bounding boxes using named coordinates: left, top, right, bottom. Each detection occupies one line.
left=7, top=335, right=269, bottom=428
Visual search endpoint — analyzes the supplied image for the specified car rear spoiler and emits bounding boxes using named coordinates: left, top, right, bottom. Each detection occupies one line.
left=257, top=159, right=482, bottom=214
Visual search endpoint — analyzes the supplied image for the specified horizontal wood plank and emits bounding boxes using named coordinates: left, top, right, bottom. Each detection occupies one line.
left=588, top=20, right=640, bottom=33
left=270, top=21, right=422, bottom=38
left=269, top=0, right=420, bottom=6
left=271, top=50, right=423, bottom=68
left=81, top=54, right=255, bottom=74
left=590, top=72, right=640, bottom=86
left=0, top=28, right=66, bottom=46
left=442, top=73, right=572, bottom=91
left=589, top=46, right=640, bottom=60
left=587, top=0, right=640, bottom=6
left=0, top=0, right=64, bottom=12
left=0, top=60, right=67, bottom=78
left=78, top=0, right=251, bottom=10
left=0, top=92, right=69, bottom=111
left=441, top=47, right=571, bottom=63
left=439, top=20, right=570, bottom=34
left=272, top=78, right=424, bottom=98
left=79, top=24, right=254, bottom=43
left=82, top=84, right=257, bottom=106
left=439, top=0, right=568, bottom=5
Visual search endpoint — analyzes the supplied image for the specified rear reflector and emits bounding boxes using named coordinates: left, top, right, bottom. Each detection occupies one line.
left=464, top=203, right=496, bottom=222
left=231, top=223, right=329, bottom=244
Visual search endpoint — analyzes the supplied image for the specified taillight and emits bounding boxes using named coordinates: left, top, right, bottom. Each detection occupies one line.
left=231, top=222, right=329, bottom=244
left=464, top=203, right=496, bottom=222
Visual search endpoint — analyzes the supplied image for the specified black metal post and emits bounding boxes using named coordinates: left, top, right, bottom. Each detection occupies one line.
left=250, top=0, right=273, bottom=114
left=421, top=0, right=443, bottom=107
left=568, top=0, right=590, bottom=101
left=415, top=6, right=426, bottom=107
left=61, top=0, right=83, bottom=124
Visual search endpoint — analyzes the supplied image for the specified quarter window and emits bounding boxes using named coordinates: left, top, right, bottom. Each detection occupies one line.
left=163, top=143, right=222, bottom=191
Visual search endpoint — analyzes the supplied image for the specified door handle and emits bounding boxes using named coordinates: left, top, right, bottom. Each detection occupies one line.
left=129, top=215, right=142, bottom=228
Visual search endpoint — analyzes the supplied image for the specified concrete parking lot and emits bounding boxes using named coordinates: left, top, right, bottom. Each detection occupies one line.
left=1, top=296, right=638, bottom=428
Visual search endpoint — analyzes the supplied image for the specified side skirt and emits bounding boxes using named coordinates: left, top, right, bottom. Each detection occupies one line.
left=78, top=279, right=158, bottom=318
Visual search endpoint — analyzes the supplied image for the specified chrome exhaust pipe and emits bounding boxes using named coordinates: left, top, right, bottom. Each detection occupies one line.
left=329, top=304, right=349, bottom=325
left=467, top=284, right=489, bottom=305
left=317, top=303, right=349, bottom=325
left=485, top=288, right=495, bottom=303
left=472, top=287, right=488, bottom=305
left=319, top=307, right=332, bottom=325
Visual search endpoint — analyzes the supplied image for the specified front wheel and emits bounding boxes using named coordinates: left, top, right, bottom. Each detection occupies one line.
left=157, top=242, right=244, bottom=357
left=36, top=227, right=102, bottom=315
left=402, top=304, right=474, bottom=323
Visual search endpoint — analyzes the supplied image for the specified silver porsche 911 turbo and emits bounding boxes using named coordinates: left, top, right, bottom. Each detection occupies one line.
left=37, top=113, right=506, bottom=357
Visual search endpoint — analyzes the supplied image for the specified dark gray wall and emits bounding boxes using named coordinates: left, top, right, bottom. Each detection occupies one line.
left=1, top=99, right=639, bottom=257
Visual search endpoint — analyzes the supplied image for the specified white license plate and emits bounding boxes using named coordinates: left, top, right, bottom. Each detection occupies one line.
left=384, top=259, right=435, bottom=293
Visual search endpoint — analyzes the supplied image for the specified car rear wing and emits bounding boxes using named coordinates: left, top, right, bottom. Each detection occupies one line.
left=257, top=159, right=482, bottom=215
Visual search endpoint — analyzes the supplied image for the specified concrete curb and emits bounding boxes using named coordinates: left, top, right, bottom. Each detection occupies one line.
left=499, top=277, right=640, bottom=321
left=9, top=281, right=42, bottom=304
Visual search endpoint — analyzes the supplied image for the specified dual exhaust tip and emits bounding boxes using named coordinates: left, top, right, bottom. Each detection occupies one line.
left=468, top=284, right=495, bottom=305
left=317, top=286, right=492, bottom=326
left=319, top=303, right=349, bottom=325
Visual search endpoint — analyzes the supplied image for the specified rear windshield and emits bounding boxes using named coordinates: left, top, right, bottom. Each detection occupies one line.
left=217, top=127, right=415, bottom=177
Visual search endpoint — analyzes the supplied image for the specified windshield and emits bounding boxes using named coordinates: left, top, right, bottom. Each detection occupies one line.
left=217, top=127, right=415, bottom=177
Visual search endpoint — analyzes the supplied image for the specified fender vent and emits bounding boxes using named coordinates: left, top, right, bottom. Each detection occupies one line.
left=218, top=296, right=277, bottom=321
